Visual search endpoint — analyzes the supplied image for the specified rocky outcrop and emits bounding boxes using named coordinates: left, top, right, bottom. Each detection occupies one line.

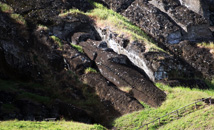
left=179, top=0, right=214, bottom=27
left=78, top=39, right=166, bottom=107
left=101, top=0, right=213, bottom=43
left=82, top=73, right=144, bottom=114
left=5, top=0, right=93, bottom=24
left=178, top=0, right=209, bottom=17
left=96, top=27, right=200, bottom=82
left=168, top=41, right=214, bottom=79
left=149, top=0, right=212, bottom=41
left=34, top=13, right=145, bottom=123
left=123, top=0, right=183, bottom=44
left=99, top=0, right=214, bottom=80
left=0, top=2, right=150, bottom=125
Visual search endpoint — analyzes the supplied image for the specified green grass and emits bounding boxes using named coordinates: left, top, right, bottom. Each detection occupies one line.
left=10, top=13, right=26, bottom=25
left=0, top=120, right=107, bottom=130
left=59, top=2, right=165, bottom=53
left=85, top=67, right=97, bottom=74
left=37, top=24, right=49, bottom=31
left=50, top=36, right=63, bottom=48
left=113, top=83, right=214, bottom=130
left=71, top=43, right=84, bottom=53
left=197, top=42, right=214, bottom=49
left=0, top=2, right=26, bottom=26
left=0, top=2, right=13, bottom=13
left=158, top=106, right=214, bottom=130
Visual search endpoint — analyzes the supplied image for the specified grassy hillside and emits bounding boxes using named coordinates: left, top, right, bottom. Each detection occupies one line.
left=159, top=106, right=214, bottom=130
left=113, top=83, right=214, bottom=130
left=0, top=120, right=106, bottom=130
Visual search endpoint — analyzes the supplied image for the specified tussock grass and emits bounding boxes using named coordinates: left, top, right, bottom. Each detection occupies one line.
left=71, top=43, right=84, bottom=53
left=10, top=14, right=26, bottom=25
left=59, top=9, right=84, bottom=17
left=197, top=42, right=214, bottom=55
left=0, top=2, right=13, bottom=13
left=85, top=67, right=97, bottom=74
left=113, top=83, right=214, bottom=129
left=50, top=36, right=63, bottom=48
left=37, top=24, right=49, bottom=31
left=0, top=2, right=26, bottom=26
left=0, top=120, right=106, bottom=130
left=197, top=42, right=214, bottom=49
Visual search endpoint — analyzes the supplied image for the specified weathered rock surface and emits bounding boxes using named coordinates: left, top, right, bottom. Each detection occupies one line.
left=149, top=0, right=212, bottom=40
left=82, top=73, right=144, bottom=114
left=123, top=0, right=183, bottom=44
left=101, top=0, right=135, bottom=12
left=99, top=0, right=214, bottom=81
left=178, top=0, right=209, bottom=17
left=168, top=41, right=214, bottom=79
left=179, top=0, right=214, bottom=27
left=101, top=0, right=213, bottom=43
left=5, top=0, right=93, bottom=24
left=96, top=27, right=201, bottom=82
left=79, top=39, right=166, bottom=107
left=33, top=14, right=144, bottom=124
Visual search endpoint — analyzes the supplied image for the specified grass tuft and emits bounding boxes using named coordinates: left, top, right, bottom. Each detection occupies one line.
left=0, top=2, right=26, bottom=26
left=85, top=67, right=97, bottom=74
left=59, top=9, right=84, bottom=17
left=71, top=43, right=84, bottom=53
left=50, top=36, right=63, bottom=48
left=37, top=24, right=49, bottom=31
left=10, top=14, right=26, bottom=25
left=197, top=42, right=214, bottom=55
left=0, top=2, right=13, bottom=13
left=197, top=42, right=214, bottom=49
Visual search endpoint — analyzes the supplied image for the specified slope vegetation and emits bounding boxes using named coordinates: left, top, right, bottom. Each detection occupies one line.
left=0, top=120, right=106, bottom=130
left=114, top=83, right=214, bottom=129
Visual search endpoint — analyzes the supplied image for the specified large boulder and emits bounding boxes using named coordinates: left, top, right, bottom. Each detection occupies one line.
left=82, top=73, right=144, bottom=114
left=149, top=0, right=212, bottom=41
left=168, top=41, right=214, bottom=79
left=96, top=27, right=199, bottom=82
left=123, top=0, right=182, bottom=44
left=79, top=39, right=166, bottom=107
